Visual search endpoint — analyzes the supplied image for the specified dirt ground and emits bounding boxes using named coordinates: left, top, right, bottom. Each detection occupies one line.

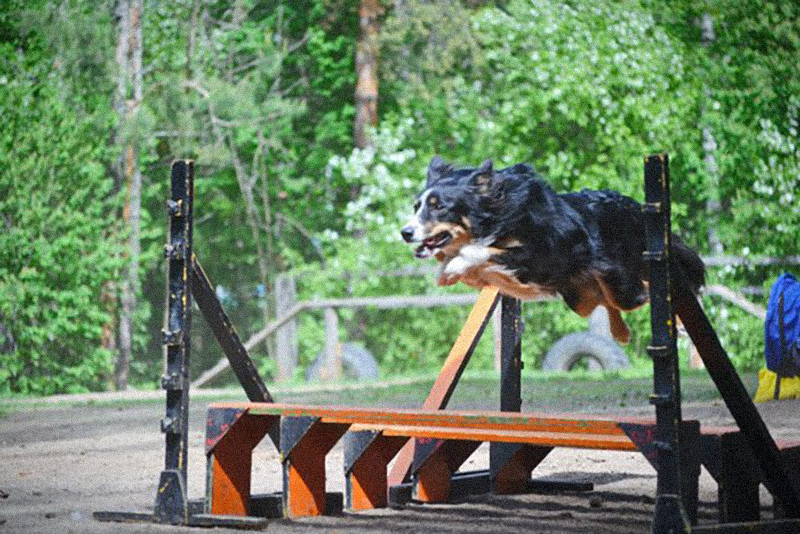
left=1, top=389, right=799, bottom=534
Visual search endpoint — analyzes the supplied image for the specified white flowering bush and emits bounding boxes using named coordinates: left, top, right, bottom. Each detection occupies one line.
left=732, top=97, right=800, bottom=255
left=328, top=119, right=419, bottom=242
left=291, top=0, right=800, bottom=375
left=293, top=122, right=490, bottom=374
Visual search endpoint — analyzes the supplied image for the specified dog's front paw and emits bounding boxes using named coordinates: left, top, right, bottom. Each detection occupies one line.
left=437, top=272, right=461, bottom=286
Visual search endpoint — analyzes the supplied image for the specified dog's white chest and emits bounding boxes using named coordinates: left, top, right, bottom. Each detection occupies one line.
left=442, top=244, right=493, bottom=275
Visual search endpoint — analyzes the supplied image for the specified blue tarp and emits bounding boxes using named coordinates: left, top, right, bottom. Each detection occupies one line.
left=765, top=273, right=800, bottom=373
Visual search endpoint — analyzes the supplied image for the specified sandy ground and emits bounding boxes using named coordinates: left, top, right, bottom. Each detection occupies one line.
left=1, top=395, right=799, bottom=534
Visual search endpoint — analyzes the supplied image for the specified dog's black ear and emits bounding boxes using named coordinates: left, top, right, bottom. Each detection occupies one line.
left=427, top=155, right=452, bottom=186
left=469, top=159, right=494, bottom=194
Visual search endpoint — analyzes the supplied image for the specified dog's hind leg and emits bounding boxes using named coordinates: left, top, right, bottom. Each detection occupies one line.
left=593, top=275, right=636, bottom=344
left=606, top=308, right=631, bottom=344
left=560, top=279, right=631, bottom=343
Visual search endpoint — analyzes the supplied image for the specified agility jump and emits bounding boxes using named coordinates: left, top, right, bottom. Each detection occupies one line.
left=95, top=155, right=800, bottom=533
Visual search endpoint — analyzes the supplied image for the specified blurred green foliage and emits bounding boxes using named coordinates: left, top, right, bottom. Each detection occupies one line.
left=0, top=41, right=121, bottom=394
left=1, top=0, right=798, bottom=394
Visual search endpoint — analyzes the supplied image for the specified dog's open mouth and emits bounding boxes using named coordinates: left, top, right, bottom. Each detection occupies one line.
left=415, top=231, right=452, bottom=258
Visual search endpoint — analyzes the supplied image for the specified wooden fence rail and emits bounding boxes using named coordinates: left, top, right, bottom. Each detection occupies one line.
left=191, top=293, right=529, bottom=388
left=191, top=281, right=769, bottom=389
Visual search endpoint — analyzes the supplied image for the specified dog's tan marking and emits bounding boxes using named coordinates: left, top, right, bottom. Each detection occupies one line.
left=438, top=254, right=634, bottom=341
left=439, top=262, right=555, bottom=300
left=482, top=269, right=556, bottom=300
left=592, top=274, right=647, bottom=343
left=571, top=280, right=603, bottom=317
left=458, top=266, right=490, bottom=289
left=494, top=237, right=524, bottom=248
left=461, top=216, right=472, bottom=229
left=437, top=260, right=483, bottom=287
left=438, top=229, right=474, bottom=258
left=426, top=221, right=461, bottom=237
left=569, top=277, right=630, bottom=343
left=607, top=308, right=631, bottom=344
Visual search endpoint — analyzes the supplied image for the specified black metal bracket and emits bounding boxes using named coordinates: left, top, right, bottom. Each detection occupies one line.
left=280, top=416, right=319, bottom=457
left=343, top=430, right=383, bottom=476
left=343, top=429, right=383, bottom=509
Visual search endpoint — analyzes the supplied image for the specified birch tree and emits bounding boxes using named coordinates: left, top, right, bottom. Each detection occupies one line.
left=113, top=0, right=144, bottom=390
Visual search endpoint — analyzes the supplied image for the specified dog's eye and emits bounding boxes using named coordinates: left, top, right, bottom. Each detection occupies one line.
left=413, top=200, right=421, bottom=212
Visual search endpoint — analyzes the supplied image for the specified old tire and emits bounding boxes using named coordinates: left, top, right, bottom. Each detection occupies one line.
left=542, top=332, right=630, bottom=372
left=305, top=342, right=380, bottom=382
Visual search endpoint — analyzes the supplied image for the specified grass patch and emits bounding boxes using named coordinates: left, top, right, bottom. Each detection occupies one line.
left=0, top=368, right=759, bottom=416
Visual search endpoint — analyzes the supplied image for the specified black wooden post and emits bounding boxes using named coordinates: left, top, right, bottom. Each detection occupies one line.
left=154, top=160, right=194, bottom=524
left=490, top=296, right=526, bottom=491
left=643, top=154, right=691, bottom=534
left=499, top=297, right=523, bottom=412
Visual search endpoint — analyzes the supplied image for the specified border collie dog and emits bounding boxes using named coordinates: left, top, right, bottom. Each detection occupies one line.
left=401, top=156, right=705, bottom=343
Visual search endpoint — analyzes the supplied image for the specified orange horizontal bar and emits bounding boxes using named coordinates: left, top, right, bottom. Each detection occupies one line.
left=209, top=403, right=656, bottom=436
left=374, top=425, right=637, bottom=451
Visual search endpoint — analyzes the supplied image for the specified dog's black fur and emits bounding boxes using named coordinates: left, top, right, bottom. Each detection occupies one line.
left=401, top=157, right=705, bottom=343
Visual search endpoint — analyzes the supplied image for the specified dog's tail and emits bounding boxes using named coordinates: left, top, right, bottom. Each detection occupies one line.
left=671, top=235, right=705, bottom=294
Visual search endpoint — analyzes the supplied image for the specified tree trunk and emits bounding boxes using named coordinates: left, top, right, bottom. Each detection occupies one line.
left=113, top=0, right=130, bottom=193
left=186, top=0, right=199, bottom=84
left=115, top=0, right=144, bottom=390
left=354, top=0, right=381, bottom=149
left=690, top=12, right=721, bottom=372
left=701, top=12, right=723, bottom=256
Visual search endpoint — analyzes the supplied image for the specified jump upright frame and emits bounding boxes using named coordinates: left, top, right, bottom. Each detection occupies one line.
left=95, top=156, right=800, bottom=533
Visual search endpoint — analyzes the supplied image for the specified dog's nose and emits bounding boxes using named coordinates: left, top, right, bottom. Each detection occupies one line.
left=400, top=226, right=415, bottom=242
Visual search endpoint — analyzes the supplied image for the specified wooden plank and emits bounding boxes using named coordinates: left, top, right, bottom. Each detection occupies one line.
left=281, top=420, right=349, bottom=518
left=704, top=284, right=766, bottom=319
left=387, top=286, right=501, bottom=486
left=492, top=304, right=502, bottom=372
left=347, top=434, right=407, bottom=510
left=214, top=403, right=651, bottom=436
left=193, top=292, right=497, bottom=389
left=701, top=255, right=800, bottom=267
left=377, top=425, right=636, bottom=451
left=305, top=293, right=483, bottom=310
left=208, top=414, right=273, bottom=516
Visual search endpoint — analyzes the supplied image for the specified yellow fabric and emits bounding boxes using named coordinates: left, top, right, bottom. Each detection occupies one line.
left=754, top=368, right=800, bottom=402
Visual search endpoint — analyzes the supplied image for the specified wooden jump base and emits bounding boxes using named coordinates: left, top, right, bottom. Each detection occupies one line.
left=95, top=155, right=800, bottom=533
left=203, top=403, right=800, bottom=525
left=205, top=403, right=703, bottom=519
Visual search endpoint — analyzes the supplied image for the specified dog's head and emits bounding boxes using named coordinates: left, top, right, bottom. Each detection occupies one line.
left=401, top=156, right=500, bottom=259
